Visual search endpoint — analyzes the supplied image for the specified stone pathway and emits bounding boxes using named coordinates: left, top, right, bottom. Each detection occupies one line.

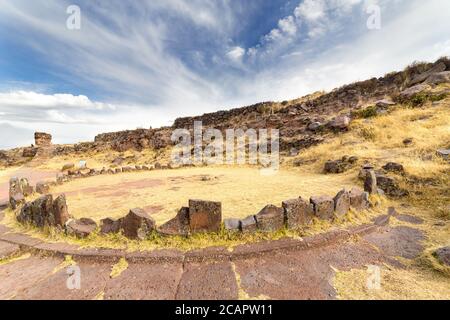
left=0, top=208, right=427, bottom=300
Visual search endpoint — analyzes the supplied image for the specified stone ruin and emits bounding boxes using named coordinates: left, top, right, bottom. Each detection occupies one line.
left=8, top=161, right=375, bottom=240
left=34, top=132, right=52, bottom=146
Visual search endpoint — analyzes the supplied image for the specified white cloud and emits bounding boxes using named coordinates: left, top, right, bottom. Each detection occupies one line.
left=226, top=46, right=246, bottom=63
left=294, top=0, right=326, bottom=21
left=278, top=16, right=298, bottom=36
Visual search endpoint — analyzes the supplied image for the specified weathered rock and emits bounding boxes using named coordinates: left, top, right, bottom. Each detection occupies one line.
left=34, top=132, right=52, bottom=146
left=310, top=196, right=335, bottom=220
left=364, top=170, right=378, bottom=194
left=437, top=149, right=450, bottom=160
left=282, top=198, right=314, bottom=229
left=349, top=187, right=370, bottom=212
left=22, top=147, right=38, bottom=158
left=66, top=218, right=97, bottom=239
left=61, top=163, right=75, bottom=171
left=9, top=193, right=25, bottom=210
left=100, top=218, right=122, bottom=234
left=425, top=71, right=450, bottom=85
left=307, top=122, right=323, bottom=132
left=36, top=182, right=50, bottom=195
left=399, top=84, right=431, bottom=98
left=434, top=247, right=450, bottom=266
left=403, top=138, right=414, bottom=146
left=382, top=162, right=405, bottom=174
left=158, top=207, right=190, bottom=236
left=376, top=174, right=409, bottom=198
left=224, top=218, right=241, bottom=232
left=255, top=205, right=284, bottom=232
left=333, top=189, right=350, bottom=217
left=328, top=116, right=351, bottom=131
left=409, top=62, right=447, bottom=86
left=121, top=208, right=156, bottom=240
left=375, top=99, right=396, bottom=108
left=20, top=178, right=34, bottom=197
left=17, top=195, right=54, bottom=227
left=189, top=200, right=222, bottom=233
left=52, top=194, right=71, bottom=227
left=240, top=215, right=257, bottom=233
left=324, top=156, right=356, bottom=174
left=112, top=157, right=124, bottom=166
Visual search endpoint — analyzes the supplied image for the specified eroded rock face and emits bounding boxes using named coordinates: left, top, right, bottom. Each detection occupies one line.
left=22, top=147, right=38, bottom=158
left=9, top=178, right=25, bottom=209
left=158, top=207, right=190, bottom=236
left=255, top=205, right=285, bottom=232
left=34, top=132, right=52, bottom=146
left=425, top=71, right=450, bottom=85
left=409, top=62, right=447, bottom=86
left=399, top=84, right=431, bottom=98
left=282, top=197, right=314, bottom=229
left=66, top=218, right=97, bottom=239
left=349, top=187, right=369, bottom=212
left=334, top=189, right=350, bottom=217
left=121, top=208, right=156, bottom=240
left=189, top=200, right=222, bottom=233
left=310, top=196, right=335, bottom=220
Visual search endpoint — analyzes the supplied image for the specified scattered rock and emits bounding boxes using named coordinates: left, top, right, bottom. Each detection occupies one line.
left=403, top=138, right=413, bottom=146
left=240, top=215, right=257, bottom=233
left=436, top=149, right=450, bottom=160
left=189, top=200, right=222, bottom=233
left=100, top=218, right=122, bottom=234
left=328, top=115, right=351, bottom=131
left=364, top=170, right=378, bottom=194
left=310, top=196, right=335, bottom=221
left=349, top=187, right=370, bottom=212
left=424, top=71, right=450, bottom=86
left=36, top=182, right=50, bottom=195
left=434, top=247, right=450, bottom=266
left=382, top=162, right=405, bottom=174
left=255, top=205, right=285, bottom=232
left=282, top=197, right=314, bottom=229
left=224, top=218, right=241, bottom=232
left=324, top=156, right=357, bottom=174
left=409, top=62, right=446, bottom=86
left=399, top=84, right=431, bottom=98
left=121, top=208, right=156, bottom=240
left=333, top=189, right=350, bottom=217
left=307, top=122, right=323, bottom=132
left=376, top=174, right=409, bottom=198
left=158, top=207, right=190, bottom=236
left=375, top=99, right=396, bottom=108
left=66, top=218, right=97, bottom=239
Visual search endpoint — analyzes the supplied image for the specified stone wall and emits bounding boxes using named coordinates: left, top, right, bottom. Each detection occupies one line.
left=34, top=132, right=52, bottom=146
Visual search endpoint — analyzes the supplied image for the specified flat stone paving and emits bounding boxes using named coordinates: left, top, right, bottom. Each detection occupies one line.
left=0, top=223, right=426, bottom=300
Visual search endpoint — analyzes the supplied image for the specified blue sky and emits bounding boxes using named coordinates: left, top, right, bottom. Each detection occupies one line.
left=0, top=0, right=450, bottom=149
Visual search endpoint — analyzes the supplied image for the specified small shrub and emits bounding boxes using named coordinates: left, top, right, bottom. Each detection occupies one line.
left=352, top=106, right=378, bottom=119
left=358, top=127, right=377, bottom=141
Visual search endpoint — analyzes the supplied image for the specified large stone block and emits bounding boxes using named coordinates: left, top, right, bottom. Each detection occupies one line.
left=333, top=189, right=351, bottom=217
left=100, top=218, right=122, bottom=235
left=349, top=187, right=370, bottom=212
left=20, top=178, right=34, bottom=197
left=240, top=215, right=257, bottom=233
left=189, top=200, right=222, bottom=233
left=66, top=218, right=97, bottom=239
left=255, top=205, right=284, bottom=232
left=52, top=194, right=71, bottom=227
left=282, top=197, right=314, bottom=229
left=35, top=132, right=52, bottom=146
left=310, top=196, right=335, bottom=220
left=158, top=207, right=190, bottom=236
left=121, top=208, right=156, bottom=240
